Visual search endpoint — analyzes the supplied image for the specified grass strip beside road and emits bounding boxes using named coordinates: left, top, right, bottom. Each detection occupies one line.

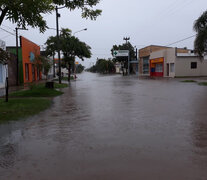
left=198, top=82, right=207, bottom=86
left=0, top=98, right=51, bottom=122
left=54, top=83, right=68, bottom=88
left=0, top=82, right=68, bottom=123
left=10, top=83, right=65, bottom=97
left=54, top=76, right=74, bottom=81
left=180, top=80, right=197, bottom=83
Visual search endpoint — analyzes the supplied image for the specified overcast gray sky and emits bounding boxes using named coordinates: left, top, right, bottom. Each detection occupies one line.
left=1, top=0, right=207, bottom=67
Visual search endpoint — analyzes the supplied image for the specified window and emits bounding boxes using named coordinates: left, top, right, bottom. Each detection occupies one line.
left=155, top=63, right=163, bottom=72
left=170, top=63, right=174, bottom=73
left=191, top=62, right=197, bottom=69
left=25, top=64, right=29, bottom=81
left=143, top=57, right=149, bottom=74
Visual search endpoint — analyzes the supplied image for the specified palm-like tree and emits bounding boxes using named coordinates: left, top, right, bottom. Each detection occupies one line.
left=194, top=11, right=207, bottom=57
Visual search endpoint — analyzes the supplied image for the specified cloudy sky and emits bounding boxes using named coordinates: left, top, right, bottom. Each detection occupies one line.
left=1, top=0, right=207, bottom=67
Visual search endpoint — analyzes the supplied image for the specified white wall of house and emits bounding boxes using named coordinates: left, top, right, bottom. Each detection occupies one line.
left=115, top=62, right=122, bottom=74
left=0, top=64, right=7, bottom=97
left=150, top=48, right=176, bottom=77
left=150, top=48, right=207, bottom=77
left=0, top=39, right=7, bottom=94
left=175, top=57, right=207, bottom=77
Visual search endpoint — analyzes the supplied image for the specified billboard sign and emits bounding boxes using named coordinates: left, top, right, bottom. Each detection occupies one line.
left=113, top=50, right=129, bottom=57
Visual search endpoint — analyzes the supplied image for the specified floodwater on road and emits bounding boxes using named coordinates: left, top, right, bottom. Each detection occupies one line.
left=0, top=72, right=207, bottom=180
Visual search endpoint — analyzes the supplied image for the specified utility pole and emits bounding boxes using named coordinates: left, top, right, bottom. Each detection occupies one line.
left=123, top=37, right=130, bottom=44
left=56, top=6, right=62, bottom=84
left=15, top=27, right=27, bottom=86
left=15, top=28, right=19, bottom=86
left=53, top=54, right=55, bottom=78
left=123, top=37, right=130, bottom=75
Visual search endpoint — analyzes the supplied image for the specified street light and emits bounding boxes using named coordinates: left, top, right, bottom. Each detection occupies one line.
left=72, top=28, right=87, bottom=79
left=73, top=28, right=87, bottom=35
left=16, top=27, right=27, bottom=86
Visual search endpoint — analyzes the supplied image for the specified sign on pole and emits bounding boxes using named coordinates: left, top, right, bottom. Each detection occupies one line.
left=113, top=50, right=129, bottom=57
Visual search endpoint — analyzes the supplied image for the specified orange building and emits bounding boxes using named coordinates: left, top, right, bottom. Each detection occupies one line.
left=20, top=36, right=42, bottom=83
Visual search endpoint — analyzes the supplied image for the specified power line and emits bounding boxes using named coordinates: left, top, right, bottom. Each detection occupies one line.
left=165, top=34, right=196, bottom=46
left=166, top=0, right=195, bottom=17
left=2, top=24, right=14, bottom=31
left=0, top=27, right=15, bottom=36
left=0, top=34, right=12, bottom=39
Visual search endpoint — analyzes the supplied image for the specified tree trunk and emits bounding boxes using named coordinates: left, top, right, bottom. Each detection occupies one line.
left=68, top=68, right=70, bottom=82
left=0, top=7, right=9, bottom=25
left=68, top=63, right=71, bottom=82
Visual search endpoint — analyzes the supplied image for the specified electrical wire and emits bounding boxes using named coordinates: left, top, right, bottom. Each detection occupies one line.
left=165, top=34, right=196, bottom=46
left=2, top=24, right=14, bottom=31
left=0, top=27, right=15, bottom=36
left=0, top=34, right=12, bottom=39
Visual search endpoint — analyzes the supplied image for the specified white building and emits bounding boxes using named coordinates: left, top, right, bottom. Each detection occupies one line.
left=149, top=48, right=207, bottom=77
left=0, top=40, right=7, bottom=96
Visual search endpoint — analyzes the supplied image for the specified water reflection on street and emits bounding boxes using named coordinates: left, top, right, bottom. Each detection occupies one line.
left=1, top=72, right=207, bottom=180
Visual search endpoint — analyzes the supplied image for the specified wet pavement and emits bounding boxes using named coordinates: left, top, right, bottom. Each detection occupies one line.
left=0, top=72, right=207, bottom=180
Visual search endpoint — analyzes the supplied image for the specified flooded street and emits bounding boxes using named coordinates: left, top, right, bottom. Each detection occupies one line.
left=1, top=72, right=207, bottom=180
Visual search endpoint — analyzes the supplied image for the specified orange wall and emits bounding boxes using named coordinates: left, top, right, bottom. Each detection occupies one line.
left=20, top=36, right=41, bottom=83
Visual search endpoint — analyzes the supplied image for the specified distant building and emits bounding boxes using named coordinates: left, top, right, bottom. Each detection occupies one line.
left=0, top=40, right=7, bottom=96
left=0, top=61, right=6, bottom=89
left=150, top=48, right=207, bottom=77
left=138, top=45, right=204, bottom=77
left=139, top=45, right=169, bottom=76
left=115, top=62, right=122, bottom=74
left=7, top=36, right=42, bottom=84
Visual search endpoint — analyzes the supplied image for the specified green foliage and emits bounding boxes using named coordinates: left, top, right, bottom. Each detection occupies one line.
left=45, top=36, right=58, bottom=56
left=35, top=55, right=52, bottom=77
left=54, top=83, right=68, bottom=88
left=198, top=82, right=207, bottom=86
left=60, top=28, right=91, bottom=61
left=0, top=98, right=51, bottom=122
left=0, top=0, right=102, bottom=32
left=194, top=10, right=207, bottom=57
left=181, top=80, right=197, bottom=83
left=10, top=84, right=63, bottom=97
left=0, top=48, right=9, bottom=64
left=88, top=58, right=115, bottom=74
left=54, top=76, right=74, bottom=81
left=76, top=64, right=85, bottom=73
left=45, top=28, right=91, bottom=71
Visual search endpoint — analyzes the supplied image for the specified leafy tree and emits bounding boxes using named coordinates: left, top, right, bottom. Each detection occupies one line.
left=76, top=64, right=85, bottom=73
left=194, top=10, right=207, bottom=57
left=45, top=36, right=58, bottom=57
left=0, top=0, right=102, bottom=32
left=87, top=65, right=97, bottom=73
left=34, top=55, right=51, bottom=80
left=60, top=29, right=91, bottom=81
left=0, top=48, right=9, bottom=64
left=111, top=42, right=136, bottom=75
left=35, top=55, right=52, bottom=79
left=88, top=58, right=115, bottom=74
left=45, top=28, right=91, bottom=81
